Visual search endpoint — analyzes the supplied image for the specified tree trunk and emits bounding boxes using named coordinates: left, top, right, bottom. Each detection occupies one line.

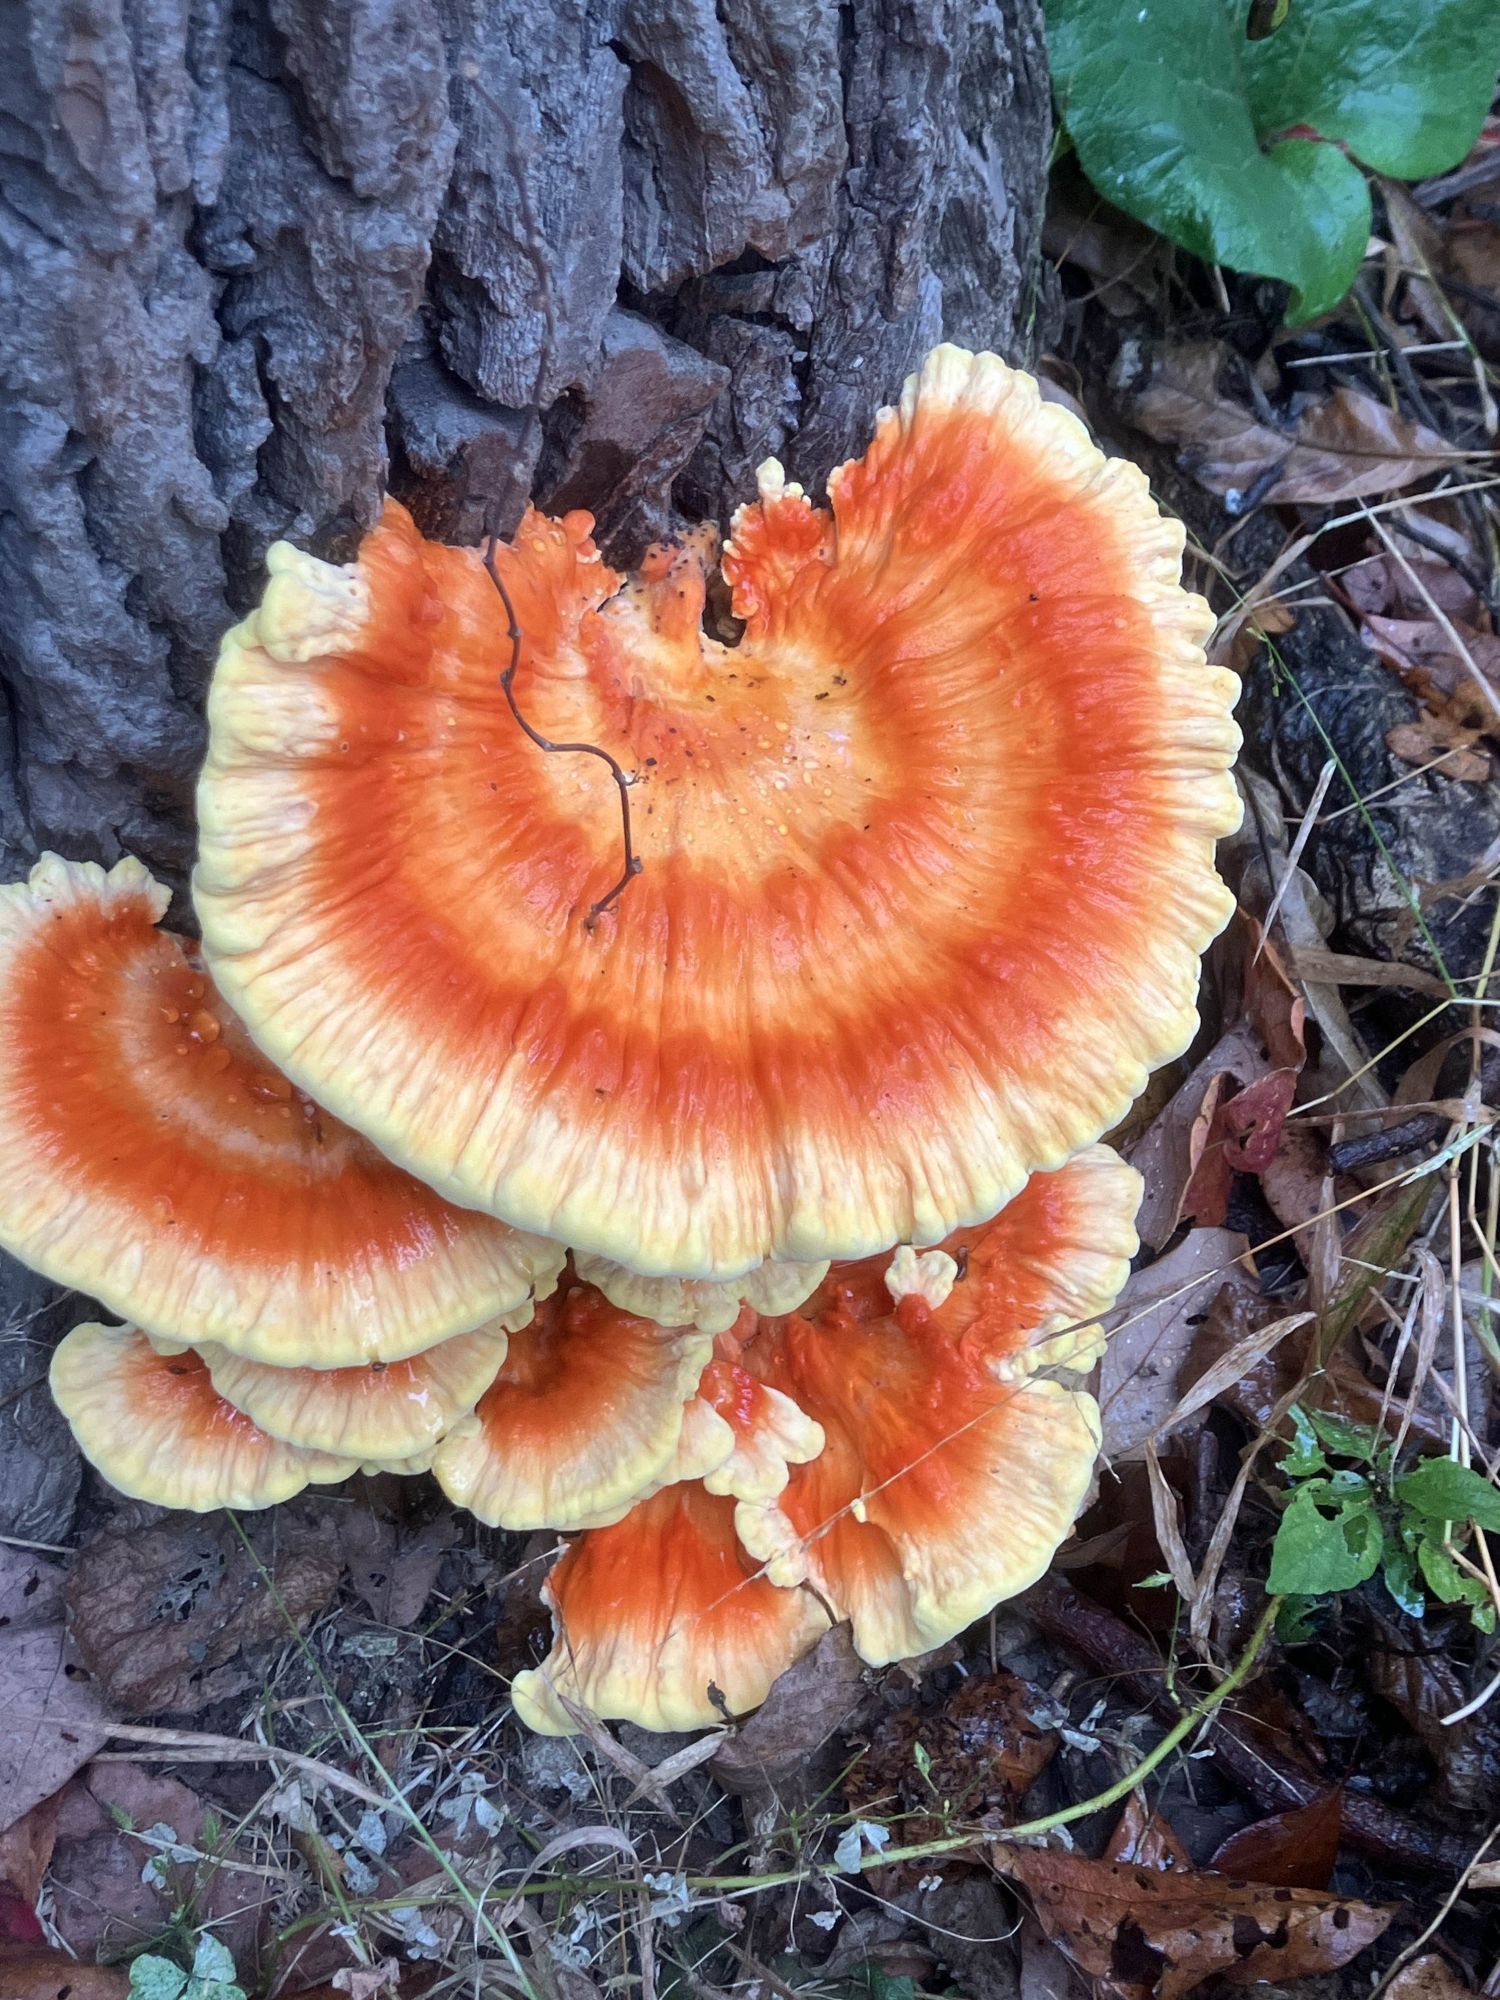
left=0, top=0, right=1052, bottom=1536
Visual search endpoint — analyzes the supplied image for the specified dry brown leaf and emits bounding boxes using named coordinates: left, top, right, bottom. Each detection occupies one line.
left=1342, top=552, right=1481, bottom=625
left=337, top=1509, right=456, bottom=1629
left=1361, top=611, right=1500, bottom=717
left=1104, top=1795, right=1191, bottom=1872
left=1097, top=1228, right=1252, bottom=1462
left=1223, top=593, right=1297, bottom=677
left=1209, top=1788, right=1342, bottom=1890
left=67, top=1506, right=341, bottom=1715
left=1129, top=1029, right=1269, bottom=1248
left=1126, top=342, right=1462, bottom=506
left=1385, top=1955, right=1479, bottom=2000
left=0, top=1952, right=129, bottom=2000
left=1385, top=717, right=1491, bottom=783
left=710, top=1623, right=866, bottom=1800
left=847, top=1671, right=1058, bottom=1846
left=0, top=1791, right=59, bottom=1912
left=991, top=1843, right=1395, bottom=2000
left=0, top=1550, right=111, bottom=1838
left=1043, top=177, right=1170, bottom=313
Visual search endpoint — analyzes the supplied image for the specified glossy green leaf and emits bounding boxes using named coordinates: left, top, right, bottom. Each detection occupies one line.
left=1045, top=0, right=1500, bottom=320
left=1046, top=0, right=1369, bottom=317
left=1242, top=0, right=1500, bottom=180
left=1305, top=1407, right=1383, bottom=1463
left=1414, top=1535, right=1489, bottom=1614
left=1381, top=1541, right=1425, bottom=1619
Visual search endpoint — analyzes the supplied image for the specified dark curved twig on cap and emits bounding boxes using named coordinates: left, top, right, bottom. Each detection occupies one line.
left=482, top=536, right=642, bottom=929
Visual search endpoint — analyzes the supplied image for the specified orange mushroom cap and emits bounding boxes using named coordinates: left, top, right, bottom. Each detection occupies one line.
left=198, top=1315, right=517, bottom=1463
left=511, top=1481, right=830, bottom=1735
left=0, top=856, right=563, bottom=1366
left=50, top=1322, right=356, bottom=1510
left=195, top=345, right=1239, bottom=1280
left=736, top=1146, right=1142, bottom=1664
left=429, top=1275, right=714, bottom=1529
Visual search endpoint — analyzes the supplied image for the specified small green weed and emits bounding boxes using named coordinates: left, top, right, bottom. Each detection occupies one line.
left=125, top=1935, right=246, bottom=2000
left=1268, top=1404, right=1500, bottom=1634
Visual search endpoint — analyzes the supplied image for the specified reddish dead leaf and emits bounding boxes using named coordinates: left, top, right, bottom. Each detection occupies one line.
left=0, top=1899, right=43, bottom=1950
left=47, top=1762, right=265, bottom=1962
left=1183, top=1070, right=1298, bottom=1226
left=991, top=1843, right=1394, bottom=2000
left=1209, top=1788, right=1343, bottom=1890
left=1130, top=1031, right=1266, bottom=1246
left=0, top=1791, right=59, bottom=1910
left=1361, top=611, right=1500, bottom=720
left=1104, top=1795, right=1191, bottom=1872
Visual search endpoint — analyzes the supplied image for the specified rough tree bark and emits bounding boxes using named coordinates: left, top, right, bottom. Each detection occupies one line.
left=0, top=0, right=1052, bottom=1536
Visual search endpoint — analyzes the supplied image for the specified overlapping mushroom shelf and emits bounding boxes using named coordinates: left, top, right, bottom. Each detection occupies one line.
left=5, top=345, right=1242, bottom=1736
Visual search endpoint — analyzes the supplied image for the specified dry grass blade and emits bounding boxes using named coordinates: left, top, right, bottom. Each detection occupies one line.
left=1157, top=1311, right=1311, bottom=1440
left=1144, top=1442, right=1197, bottom=1608
left=8, top=1715, right=395, bottom=1812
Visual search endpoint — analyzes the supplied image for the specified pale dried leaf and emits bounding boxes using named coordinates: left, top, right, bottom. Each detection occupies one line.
left=1098, top=1230, right=1251, bottom=1462
left=0, top=1550, right=111, bottom=1837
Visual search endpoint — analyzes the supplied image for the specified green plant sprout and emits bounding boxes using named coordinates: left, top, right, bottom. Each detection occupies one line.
left=1268, top=1404, right=1500, bottom=1633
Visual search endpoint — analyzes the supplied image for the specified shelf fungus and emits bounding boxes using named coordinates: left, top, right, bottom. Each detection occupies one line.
left=197, top=1316, right=522, bottom=1465
left=49, top=1323, right=359, bottom=1511
left=194, top=344, right=1239, bottom=1283
left=735, top=1146, right=1143, bottom=1665
left=430, top=1276, right=719, bottom=1529
left=33, top=343, right=1237, bottom=1739
left=0, top=856, right=563, bottom=1367
left=514, top=1147, right=1138, bottom=1732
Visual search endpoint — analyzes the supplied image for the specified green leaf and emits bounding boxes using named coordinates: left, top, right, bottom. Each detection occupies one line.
left=1280, top=1406, right=1328, bottom=1479
left=1397, top=1458, right=1500, bottom=1530
left=1275, top=1595, right=1321, bottom=1643
left=1241, top=0, right=1500, bottom=180
left=1381, top=1541, right=1425, bottom=1619
left=1044, top=0, right=1500, bottom=320
left=1268, top=1483, right=1383, bottom=1595
left=189, top=1938, right=238, bottom=1989
left=1304, top=1408, right=1381, bottom=1462
left=127, top=1959, right=188, bottom=2000
left=1046, top=0, right=1369, bottom=318
left=1413, top=1534, right=1488, bottom=1612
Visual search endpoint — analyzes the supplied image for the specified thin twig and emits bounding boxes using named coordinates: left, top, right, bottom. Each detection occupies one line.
left=482, top=539, right=642, bottom=926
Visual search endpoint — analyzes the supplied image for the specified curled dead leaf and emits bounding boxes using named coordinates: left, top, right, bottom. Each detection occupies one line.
left=1124, top=342, right=1463, bottom=507
left=990, top=1841, right=1395, bottom=2000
